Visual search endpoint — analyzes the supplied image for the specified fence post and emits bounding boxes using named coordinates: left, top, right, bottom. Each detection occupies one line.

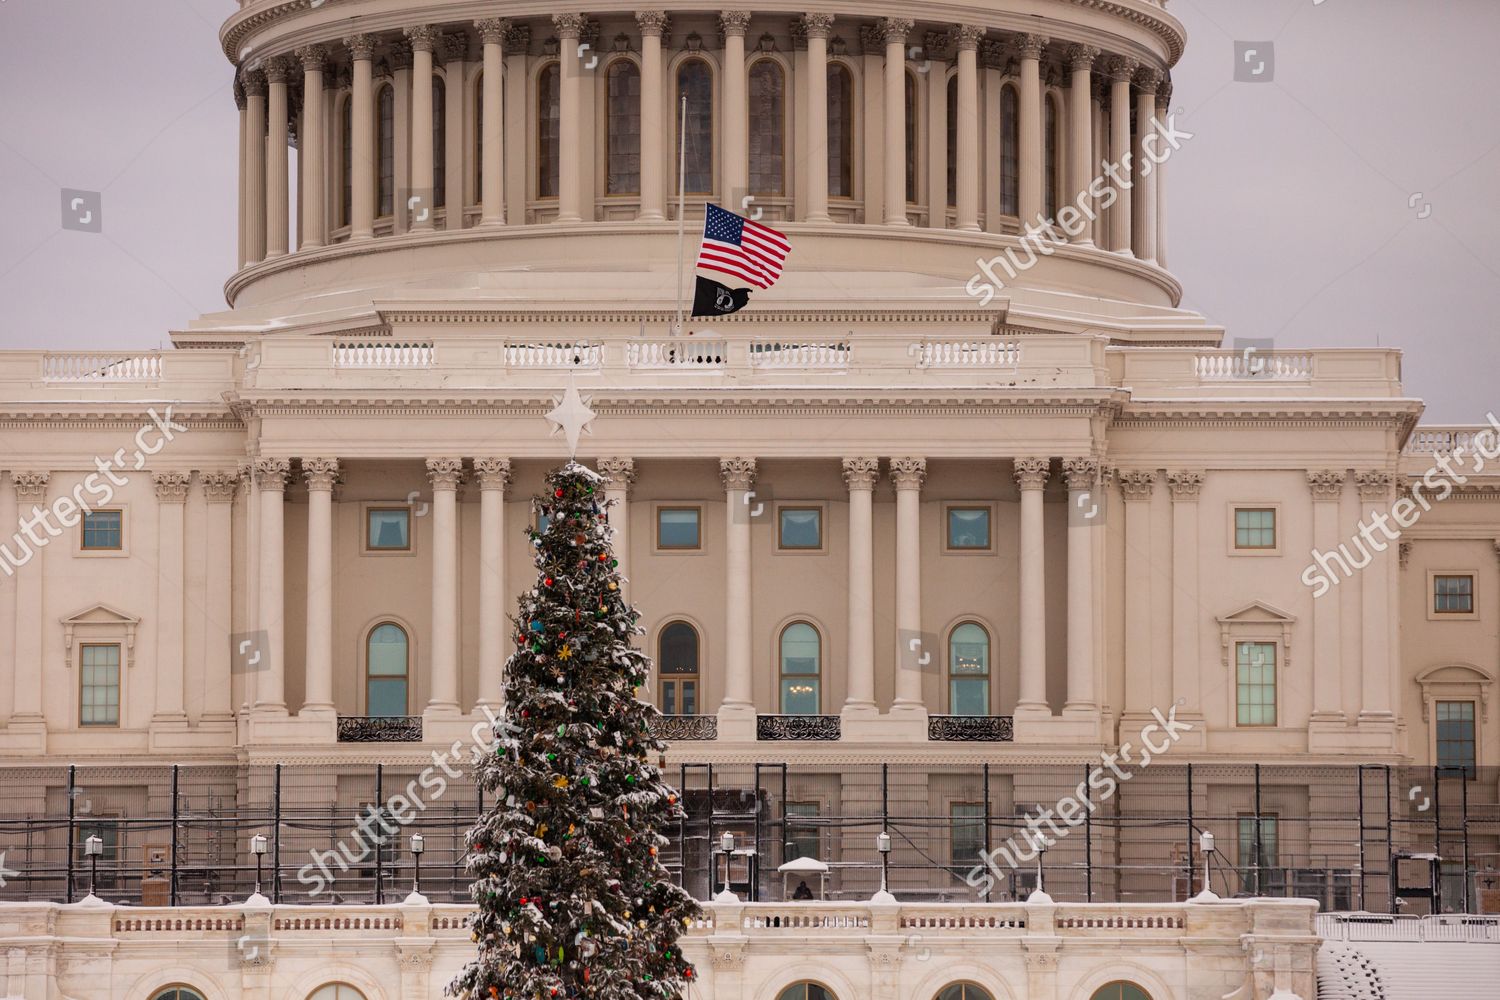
left=1357, top=765, right=1367, bottom=911
left=1253, top=762, right=1263, bottom=896
left=1186, top=763, right=1194, bottom=896
left=1386, top=764, right=1395, bottom=914
left=273, top=763, right=283, bottom=903
left=170, top=764, right=180, bottom=906
left=375, top=763, right=383, bottom=904
left=982, top=763, right=991, bottom=903
left=65, top=764, right=76, bottom=903
left=1084, top=763, right=1093, bottom=902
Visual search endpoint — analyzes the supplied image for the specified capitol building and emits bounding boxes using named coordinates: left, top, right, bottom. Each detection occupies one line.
left=1, top=1, right=1498, bottom=998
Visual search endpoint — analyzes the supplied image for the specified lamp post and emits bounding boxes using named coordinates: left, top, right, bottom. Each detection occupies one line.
left=84, top=835, right=103, bottom=897
left=1198, top=830, right=1216, bottom=899
left=719, top=832, right=735, bottom=897
left=250, top=834, right=268, bottom=897
left=410, top=833, right=425, bottom=895
left=876, top=831, right=892, bottom=895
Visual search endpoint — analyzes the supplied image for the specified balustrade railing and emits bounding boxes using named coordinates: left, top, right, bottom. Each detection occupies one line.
left=1193, top=351, right=1312, bottom=380
left=41, top=352, right=163, bottom=381
left=914, top=340, right=1020, bottom=368
left=332, top=340, right=434, bottom=368
left=503, top=341, right=602, bottom=368
left=626, top=340, right=728, bottom=369
left=748, top=339, right=851, bottom=368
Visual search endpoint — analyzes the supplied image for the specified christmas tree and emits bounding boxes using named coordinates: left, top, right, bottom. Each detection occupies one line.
left=452, top=462, right=701, bottom=1000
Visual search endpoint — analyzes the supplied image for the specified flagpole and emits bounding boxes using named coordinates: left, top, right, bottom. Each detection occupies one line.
left=674, top=94, right=688, bottom=336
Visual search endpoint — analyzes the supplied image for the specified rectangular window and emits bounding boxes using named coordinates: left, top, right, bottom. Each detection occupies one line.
left=777, top=507, right=822, bottom=549
left=1436, top=700, right=1477, bottom=778
left=947, top=507, right=991, bottom=550
left=366, top=508, right=411, bottom=551
left=1434, top=574, right=1474, bottom=614
left=656, top=507, right=701, bottom=550
left=81, top=510, right=123, bottom=551
left=1237, top=814, right=1278, bottom=894
left=950, top=802, right=986, bottom=869
left=1234, top=508, right=1276, bottom=550
left=661, top=678, right=698, bottom=716
left=785, top=802, right=821, bottom=864
left=1236, top=641, right=1277, bottom=726
left=80, top=644, right=121, bottom=726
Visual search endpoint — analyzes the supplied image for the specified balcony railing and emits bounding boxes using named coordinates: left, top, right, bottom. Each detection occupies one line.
left=336, top=716, right=423, bottom=742
left=927, top=715, right=1014, bottom=742
left=914, top=340, right=1020, bottom=368
left=332, top=340, right=434, bottom=369
left=756, top=714, right=841, bottom=741
left=748, top=339, right=851, bottom=368
left=626, top=339, right=728, bottom=369
left=41, top=352, right=163, bottom=381
left=503, top=341, right=602, bottom=368
left=649, top=714, right=719, bottom=740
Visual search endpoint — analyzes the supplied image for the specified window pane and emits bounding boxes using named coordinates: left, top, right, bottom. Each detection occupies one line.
left=904, top=73, right=917, bottom=203
left=946, top=75, right=957, bottom=208
left=681, top=680, right=696, bottom=716
left=378, top=85, right=395, bottom=216
left=368, top=509, right=410, bottom=550
left=1434, top=575, right=1474, bottom=613
left=950, top=623, right=990, bottom=715
left=368, top=679, right=408, bottom=717
left=828, top=65, right=853, bottom=197
left=781, top=678, right=819, bottom=714
left=678, top=60, right=713, bottom=194
left=951, top=803, right=985, bottom=868
left=1236, top=642, right=1276, bottom=726
left=785, top=802, right=820, bottom=862
left=778, top=508, right=821, bottom=549
left=474, top=72, right=483, bottom=198
left=538, top=63, right=561, bottom=198
left=1044, top=95, right=1058, bottom=220
left=81, top=644, right=120, bottom=726
left=657, top=508, right=700, bottom=548
left=748, top=61, right=785, bottom=195
left=1235, top=508, right=1276, bottom=549
left=948, top=508, right=990, bottom=549
left=1237, top=816, right=1278, bottom=893
left=82, top=510, right=123, bottom=549
left=780, top=623, right=820, bottom=675
left=1000, top=86, right=1018, bottom=216
left=433, top=77, right=446, bottom=207
left=607, top=61, right=641, bottom=194
left=659, top=622, right=699, bottom=674
left=1436, top=700, right=1476, bottom=777
left=341, top=98, right=353, bottom=225
left=951, top=678, right=989, bottom=716
left=367, top=624, right=408, bottom=676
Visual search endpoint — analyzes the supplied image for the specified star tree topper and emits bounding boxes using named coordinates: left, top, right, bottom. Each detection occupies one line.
left=545, top=377, right=596, bottom=458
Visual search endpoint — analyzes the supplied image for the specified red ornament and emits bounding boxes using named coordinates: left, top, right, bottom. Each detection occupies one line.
left=555, top=488, right=564, bottom=498
left=684, top=969, right=694, bottom=979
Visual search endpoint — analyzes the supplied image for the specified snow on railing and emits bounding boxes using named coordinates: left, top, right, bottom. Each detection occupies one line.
left=331, top=340, right=434, bottom=369
left=913, top=340, right=1020, bottom=368
left=626, top=339, right=728, bottom=368
left=42, top=352, right=163, bottom=381
left=504, top=342, right=602, bottom=368
left=1404, top=427, right=1498, bottom=455
left=1316, top=913, right=1500, bottom=943
left=748, top=339, right=851, bottom=368
left=1193, top=351, right=1312, bottom=380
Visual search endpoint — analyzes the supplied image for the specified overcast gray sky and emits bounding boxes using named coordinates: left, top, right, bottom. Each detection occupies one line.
left=1, top=0, right=1496, bottom=423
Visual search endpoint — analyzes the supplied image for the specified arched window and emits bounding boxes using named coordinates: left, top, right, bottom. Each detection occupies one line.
left=339, top=95, right=352, bottom=227
left=658, top=621, right=699, bottom=714
left=308, top=987, right=368, bottom=1000
left=903, top=71, right=918, bottom=204
left=677, top=59, right=714, bottom=195
left=1089, top=985, right=1151, bottom=1000
left=366, top=623, right=409, bottom=716
left=777, top=984, right=835, bottom=1000
left=779, top=622, right=821, bottom=714
left=1044, top=92, right=1061, bottom=220
left=827, top=63, right=853, bottom=198
left=1000, top=84, right=1019, bottom=216
left=949, top=623, right=990, bottom=715
left=946, top=74, right=958, bottom=208
left=748, top=59, right=786, bottom=196
left=606, top=60, right=642, bottom=195
left=433, top=76, right=447, bottom=209
left=376, top=83, right=395, bottom=218
left=151, top=990, right=207, bottom=1000
left=537, top=62, right=561, bottom=198
left=937, top=984, right=994, bottom=1000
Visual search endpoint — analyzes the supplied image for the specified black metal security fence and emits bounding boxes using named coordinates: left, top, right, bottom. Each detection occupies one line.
left=0, top=762, right=1495, bottom=913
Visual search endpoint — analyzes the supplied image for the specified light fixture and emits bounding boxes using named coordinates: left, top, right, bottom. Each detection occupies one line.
left=1199, top=830, right=1216, bottom=898
left=719, top=832, right=735, bottom=897
left=250, top=834, right=268, bottom=897
left=84, top=835, right=103, bottom=897
left=877, top=831, right=892, bottom=895
left=410, top=833, right=426, bottom=895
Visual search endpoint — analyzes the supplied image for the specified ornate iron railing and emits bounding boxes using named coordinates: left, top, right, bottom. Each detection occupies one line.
left=927, top=715, right=1014, bottom=742
left=650, top=715, right=719, bottom=741
left=336, top=716, right=423, bottom=743
left=756, top=714, right=841, bottom=741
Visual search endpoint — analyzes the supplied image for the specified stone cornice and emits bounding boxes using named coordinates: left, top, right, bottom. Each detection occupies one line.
left=373, top=306, right=1006, bottom=326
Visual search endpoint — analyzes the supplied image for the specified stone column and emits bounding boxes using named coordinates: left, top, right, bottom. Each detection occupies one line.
left=297, top=46, right=328, bottom=249
left=1356, top=471, right=1396, bottom=724
left=390, top=41, right=414, bottom=235
left=475, top=19, right=508, bottom=225
left=1062, top=458, right=1098, bottom=716
left=1119, top=471, right=1156, bottom=719
left=302, top=458, right=338, bottom=717
left=200, top=471, right=239, bottom=722
left=1308, top=471, right=1346, bottom=730
left=1134, top=67, right=1161, bottom=262
left=346, top=35, right=377, bottom=240
left=1014, top=458, right=1050, bottom=717
left=890, top=458, right=927, bottom=712
left=264, top=56, right=294, bottom=258
left=243, top=71, right=267, bottom=264
left=721, top=11, right=752, bottom=202
left=241, top=465, right=260, bottom=714
left=598, top=458, right=636, bottom=586
left=152, top=473, right=191, bottom=724
left=801, top=14, right=835, bottom=223
left=407, top=26, right=440, bottom=230
left=954, top=26, right=984, bottom=232
left=1065, top=44, right=1099, bottom=245
left=719, top=459, right=757, bottom=723
left=923, top=34, right=949, bottom=227
left=427, top=458, right=464, bottom=716
left=253, top=458, right=290, bottom=713
left=1103, top=55, right=1138, bottom=255
left=235, top=82, right=250, bottom=267
left=843, top=458, right=879, bottom=715
left=442, top=33, right=468, bottom=229
left=881, top=19, right=913, bottom=225
left=1155, top=83, right=1171, bottom=267
left=474, top=458, right=511, bottom=713
left=553, top=15, right=586, bottom=222
left=9, top=474, right=48, bottom=727
left=1016, top=33, right=1049, bottom=228
left=1167, top=470, right=1204, bottom=715
left=637, top=12, right=669, bottom=221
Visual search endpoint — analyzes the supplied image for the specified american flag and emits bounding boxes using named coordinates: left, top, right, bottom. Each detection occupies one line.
left=695, top=204, right=791, bottom=290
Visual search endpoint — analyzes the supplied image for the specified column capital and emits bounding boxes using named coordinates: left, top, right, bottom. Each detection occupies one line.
left=1117, top=469, right=1157, bottom=502
left=12, top=472, right=49, bottom=500
left=1101, top=54, right=1139, bottom=83
left=405, top=25, right=441, bottom=53
left=924, top=30, right=955, bottom=63
left=598, top=457, right=637, bottom=487
left=473, top=458, right=513, bottom=491
left=1013, top=457, right=1050, bottom=491
left=252, top=458, right=290, bottom=490
left=241, top=68, right=267, bottom=97
left=719, top=11, right=752, bottom=37
left=475, top=18, right=511, bottom=44
left=152, top=472, right=192, bottom=503
left=502, top=23, right=532, bottom=51
left=344, top=33, right=377, bottom=60
left=842, top=457, right=881, bottom=491
left=1065, top=43, right=1100, bottom=72
left=1157, top=76, right=1174, bottom=110
left=1307, top=469, right=1346, bottom=500
left=1356, top=470, right=1394, bottom=502
left=889, top=457, right=927, bottom=489
left=1134, top=66, right=1164, bottom=94
left=441, top=33, right=470, bottom=64
left=295, top=44, right=330, bottom=72
left=388, top=39, right=414, bottom=71
left=302, top=457, right=340, bottom=492
left=1166, top=470, right=1205, bottom=500
left=1012, top=33, right=1050, bottom=60
left=878, top=18, right=914, bottom=46
left=954, top=25, right=986, bottom=52
left=635, top=11, right=670, bottom=37
left=200, top=470, right=240, bottom=502
left=1061, top=457, right=1099, bottom=491
left=553, top=13, right=587, bottom=39
left=803, top=13, right=836, bottom=40
left=262, top=54, right=297, bottom=84
left=719, top=457, right=757, bottom=491
left=426, top=457, right=465, bottom=490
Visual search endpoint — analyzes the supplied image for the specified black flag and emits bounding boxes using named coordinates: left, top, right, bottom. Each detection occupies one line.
left=691, top=275, right=752, bottom=317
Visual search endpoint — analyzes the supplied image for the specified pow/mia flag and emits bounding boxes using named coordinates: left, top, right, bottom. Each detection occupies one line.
left=691, top=276, right=752, bottom=317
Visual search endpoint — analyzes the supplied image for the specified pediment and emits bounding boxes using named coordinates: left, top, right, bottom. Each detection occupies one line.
left=1414, top=662, right=1493, bottom=687
left=1216, top=600, right=1296, bottom=626
left=60, top=603, right=140, bottom=627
